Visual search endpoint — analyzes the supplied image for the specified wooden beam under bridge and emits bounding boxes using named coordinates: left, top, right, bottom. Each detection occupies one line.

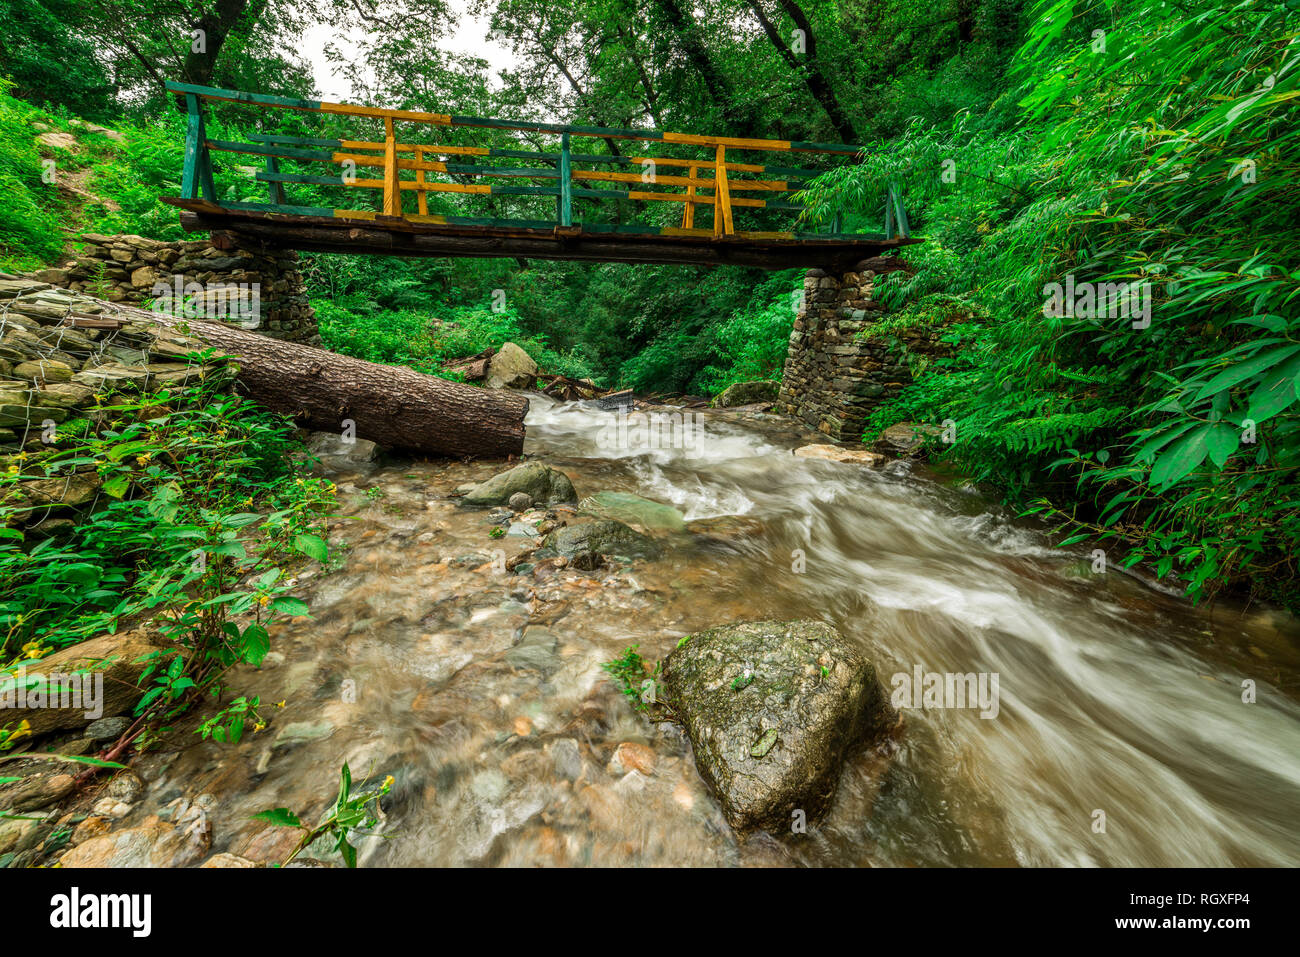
left=172, top=201, right=920, bottom=272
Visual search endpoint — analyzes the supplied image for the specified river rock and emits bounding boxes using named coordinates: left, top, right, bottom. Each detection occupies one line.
left=684, top=515, right=766, bottom=544
left=504, top=626, right=560, bottom=672
left=484, top=342, right=538, bottom=389
left=714, top=379, right=779, bottom=407
left=85, top=716, right=130, bottom=743
left=508, top=491, right=533, bottom=511
left=872, top=422, right=942, bottom=457
left=0, top=811, right=50, bottom=855
left=540, top=519, right=660, bottom=561
left=462, top=462, right=577, bottom=507
left=579, top=491, right=684, bottom=532
left=305, top=430, right=380, bottom=469
left=661, top=619, right=896, bottom=833
left=201, top=852, right=258, bottom=868
left=0, top=629, right=167, bottom=737
left=0, top=771, right=75, bottom=813
left=793, top=444, right=885, bottom=466
left=57, top=816, right=209, bottom=868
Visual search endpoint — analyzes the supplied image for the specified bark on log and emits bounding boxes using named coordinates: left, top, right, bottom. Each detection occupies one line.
left=160, top=314, right=528, bottom=458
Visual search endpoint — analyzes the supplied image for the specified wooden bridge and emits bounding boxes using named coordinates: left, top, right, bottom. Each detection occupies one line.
left=163, top=81, right=918, bottom=271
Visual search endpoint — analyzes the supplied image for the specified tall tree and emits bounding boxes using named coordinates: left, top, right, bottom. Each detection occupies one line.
left=742, top=0, right=859, bottom=142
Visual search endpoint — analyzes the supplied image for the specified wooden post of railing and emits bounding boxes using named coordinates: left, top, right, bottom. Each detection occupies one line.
left=382, top=117, right=399, bottom=217
left=558, top=132, right=573, bottom=227
left=181, top=93, right=216, bottom=202
left=713, top=145, right=734, bottom=237
left=415, top=148, right=428, bottom=216
left=682, top=163, right=698, bottom=229
left=265, top=156, right=286, bottom=205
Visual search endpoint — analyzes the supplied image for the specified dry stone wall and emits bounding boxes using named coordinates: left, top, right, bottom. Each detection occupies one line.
left=28, top=234, right=319, bottom=346
left=776, top=257, right=948, bottom=442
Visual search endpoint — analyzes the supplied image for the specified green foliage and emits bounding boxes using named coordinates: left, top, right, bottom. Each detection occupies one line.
left=314, top=295, right=597, bottom=381
left=255, top=763, right=394, bottom=868
left=0, top=374, right=335, bottom=747
left=803, top=0, right=1300, bottom=606
left=0, top=85, right=66, bottom=267
left=601, top=645, right=663, bottom=713
left=0, top=0, right=114, bottom=120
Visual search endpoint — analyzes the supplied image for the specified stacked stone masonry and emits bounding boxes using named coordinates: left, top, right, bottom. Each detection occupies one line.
left=775, top=257, right=947, bottom=442
left=28, top=233, right=319, bottom=346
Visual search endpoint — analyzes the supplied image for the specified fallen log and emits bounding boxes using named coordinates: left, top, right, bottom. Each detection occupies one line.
left=157, top=313, right=528, bottom=458
left=537, top=373, right=605, bottom=402
left=443, top=347, right=493, bottom=382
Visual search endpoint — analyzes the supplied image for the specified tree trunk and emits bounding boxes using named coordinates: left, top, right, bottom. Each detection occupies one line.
left=162, top=315, right=529, bottom=459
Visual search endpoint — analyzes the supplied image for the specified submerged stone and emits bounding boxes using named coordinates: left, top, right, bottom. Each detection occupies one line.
left=540, top=519, right=660, bottom=561
left=661, top=619, right=896, bottom=833
left=579, top=491, right=685, bottom=532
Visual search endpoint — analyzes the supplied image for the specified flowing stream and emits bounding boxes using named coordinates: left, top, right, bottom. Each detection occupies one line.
left=142, top=396, right=1300, bottom=866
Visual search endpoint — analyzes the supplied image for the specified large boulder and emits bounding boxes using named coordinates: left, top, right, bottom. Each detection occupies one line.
left=713, top=380, right=779, bottom=408
left=462, top=462, right=577, bottom=507
left=540, top=519, right=660, bottom=561
left=484, top=342, right=538, bottom=390
left=0, top=629, right=168, bottom=737
left=661, top=619, right=896, bottom=833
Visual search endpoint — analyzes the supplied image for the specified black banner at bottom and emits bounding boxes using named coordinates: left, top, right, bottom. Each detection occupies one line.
left=0, top=865, right=1279, bottom=945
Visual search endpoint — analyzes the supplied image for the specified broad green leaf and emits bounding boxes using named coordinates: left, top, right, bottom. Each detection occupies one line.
left=1245, top=354, right=1300, bottom=424
left=293, top=533, right=329, bottom=562
left=1151, top=426, right=1211, bottom=490
left=1205, top=423, right=1239, bottom=468
left=270, top=596, right=310, bottom=617
left=102, top=474, right=130, bottom=499
left=252, top=807, right=302, bottom=828
left=1194, top=344, right=1300, bottom=401
left=241, top=624, right=270, bottom=667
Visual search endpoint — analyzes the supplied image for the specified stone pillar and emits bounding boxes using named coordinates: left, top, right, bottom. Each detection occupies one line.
left=32, top=233, right=320, bottom=346
left=776, top=256, right=939, bottom=442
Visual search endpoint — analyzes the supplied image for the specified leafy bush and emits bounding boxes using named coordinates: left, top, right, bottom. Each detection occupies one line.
left=315, top=297, right=597, bottom=382
left=1, top=373, right=334, bottom=744
left=799, top=0, right=1300, bottom=607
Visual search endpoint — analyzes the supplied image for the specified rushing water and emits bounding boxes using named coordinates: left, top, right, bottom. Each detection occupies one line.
left=141, top=396, right=1300, bottom=867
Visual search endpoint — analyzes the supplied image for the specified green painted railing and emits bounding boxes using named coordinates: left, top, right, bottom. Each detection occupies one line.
left=168, top=81, right=910, bottom=242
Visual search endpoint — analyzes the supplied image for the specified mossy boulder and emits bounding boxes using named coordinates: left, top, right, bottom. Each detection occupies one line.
left=661, top=619, right=896, bottom=833
left=539, top=519, right=660, bottom=561
left=713, top=380, right=779, bottom=408
left=462, top=462, right=577, bottom=507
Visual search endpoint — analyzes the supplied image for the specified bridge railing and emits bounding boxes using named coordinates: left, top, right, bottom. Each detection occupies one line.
left=166, top=81, right=910, bottom=242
